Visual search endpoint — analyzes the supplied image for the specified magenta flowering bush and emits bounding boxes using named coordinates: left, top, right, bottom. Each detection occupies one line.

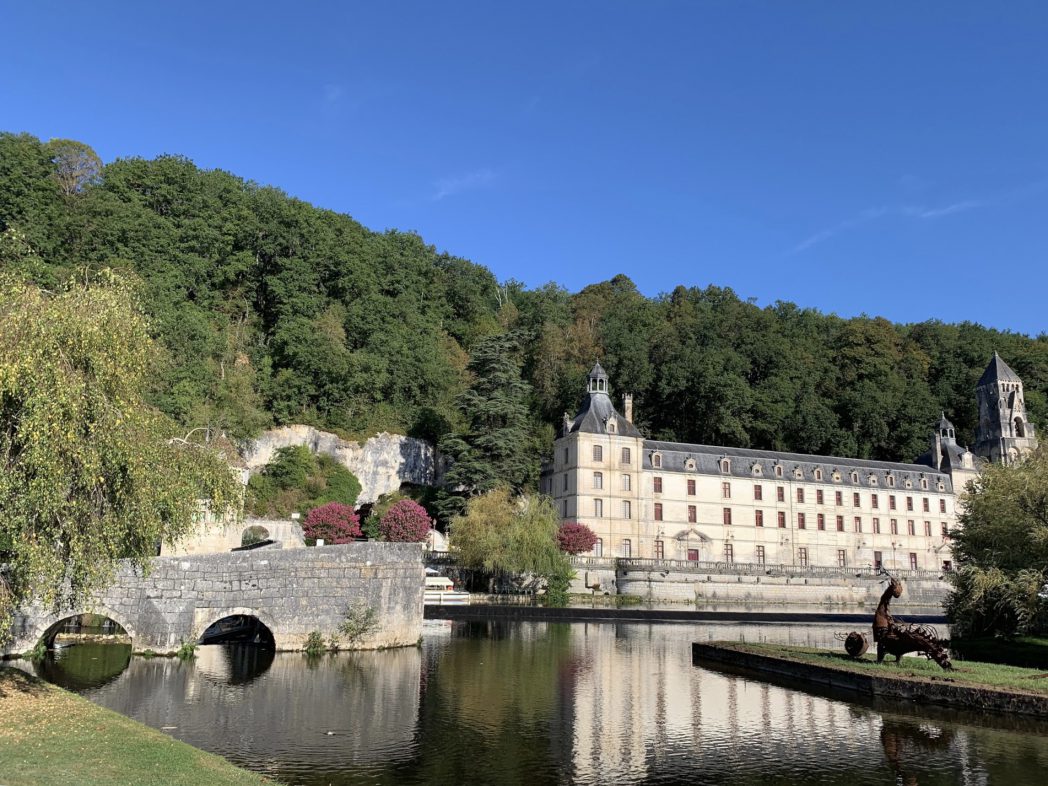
left=303, top=502, right=362, bottom=544
left=379, top=499, right=432, bottom=542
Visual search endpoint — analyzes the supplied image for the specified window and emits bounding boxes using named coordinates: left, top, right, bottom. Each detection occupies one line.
left=593, top=471, right=603, bottom=489
left=873, top=517, right=881, bottom=534
left=563, top=448, right=569, bottom=463
left=941, top=522, right=949, bottom=537
left=873, top=551, right=883, bottom=569
left=777, top=486, right=785, bottom=502
left=777, top=511, right=786, bottom=528
left=594, top=538, right=603, bottom=557
left=909, top=553, right=918, bottom=571
left=607, top=422, right=616, bottom=434
left=814, top=469, right=823, bottom=481
left=921, top=478, right=928, bottom=490
left=652, top=453, right=662, bottom=468
left=851, top=472, right=859, bottom=483
left=654, top=540, right=664, bottom=559
left=835, top=491, right=843, bottom=506
left=594, top=499, right=603, bottom=518
left=755, top=509, right=764, bottom=527
left=721, top=481, right=730, bottom=498
left=798, top=548, right=809, bottom=567
left=869, top=475, right=878, bottom=486
left=722, top=507, right=732, bottom=525
left=724, top=543, right=734, bottom=563
left=797, top=512, right=806, bottom=529
left=816, top=489, right=824, bottom=505
left=924, top=521, right=931, bottom=537
left=720, top=458, right=731, bottom=473
left=906, top=496, right=914, bottom=511
left=836, top=515, right=844, bottom=532
left=622, top=474, right=631, bottom=491
left=752, top=463, right=763, bottom=477
left=654, top=476, right=663, bottom=493
left=889, top=495, right=897, bottom=510
left=796, top=488, right=805, bottom=503
left=756, top=545, right=766, bottom=565
left=621, top=539, right=632, bottom=558
left=922, top=498, right=930, bottom=513
left=939, top=499, right=947, bottom=513
left=775, top=465, right=783, bottom=478
left=621, top=447, right=631, bottom=465
left=853, top=492, right=860, bottom=508
left=754, top=484, right=763, bottom=501
left=685, top=458, right=696, bottom=471
left=562, top=474, right=568, bottom=491
left=887, top=475, right=895, bottom=488
left=623, top=500, right=631, bottom=519
left=817, top=513, right=825, bottom=530
left=687, top=549, right=699, bottom=561
left=907, top=520, right=915, bottom=536
left=942, top=560, right=952, bottom=572
left=871, top=493, right=879, bottom=509
left=837, top=549, right=847, bottom=568
left=688, top=505, right=697, bottom=523
left=854, top=516, right=862, bottom=533
left=890, top=518, right=898, bottom=535
left=654, top=503, right=663, bottom=521
left=593, top=445, right=603, bottom=462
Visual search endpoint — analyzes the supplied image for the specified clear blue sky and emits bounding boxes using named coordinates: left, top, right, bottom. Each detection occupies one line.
left=4, top=2, right=1047, bottom=334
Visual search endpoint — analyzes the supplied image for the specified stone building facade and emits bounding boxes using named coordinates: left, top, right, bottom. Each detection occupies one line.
left=540, top=356, right=1036, bottom=572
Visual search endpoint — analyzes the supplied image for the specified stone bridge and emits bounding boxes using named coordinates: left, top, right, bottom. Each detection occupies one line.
left=4, top=542, right=425, bottom=655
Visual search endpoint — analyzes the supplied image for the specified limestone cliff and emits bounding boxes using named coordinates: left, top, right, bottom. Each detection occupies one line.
left=241, top=426, right=441, bottom=504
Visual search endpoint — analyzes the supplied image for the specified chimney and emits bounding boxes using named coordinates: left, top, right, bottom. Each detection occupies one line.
left=623, top=394, right=634, bottom=423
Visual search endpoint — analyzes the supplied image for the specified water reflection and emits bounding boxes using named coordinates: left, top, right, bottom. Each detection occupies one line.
left=41, top=622, right=1048, bottom=785
left=34, top=642, right=131, bottom=691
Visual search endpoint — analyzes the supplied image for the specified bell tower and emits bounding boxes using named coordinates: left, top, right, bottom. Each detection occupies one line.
left=972, top=352, right=1037, bottom=465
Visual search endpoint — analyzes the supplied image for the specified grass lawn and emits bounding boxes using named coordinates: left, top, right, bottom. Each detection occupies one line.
left=722, top=642, right=1048, bottom=696
left=0, top=667, right=274, bottom=786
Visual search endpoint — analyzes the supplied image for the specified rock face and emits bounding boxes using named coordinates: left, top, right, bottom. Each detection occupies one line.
left=241, top=425, right=441, bottom=504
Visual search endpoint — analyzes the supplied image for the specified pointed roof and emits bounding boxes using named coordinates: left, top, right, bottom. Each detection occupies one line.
left=978, top=352, right=1021, bottom=387
left=937, top=412, right=953, bottom=429
left=587, top=361, right=608, bottom=381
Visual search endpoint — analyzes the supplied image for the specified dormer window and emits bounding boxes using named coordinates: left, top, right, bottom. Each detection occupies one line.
left=814, top=469, right=823, bottom=481
left=920, top=478, right=928, bottom=490
left=869, top=475, right=878, bottom=486
left=652, top=453, right=662, bottom=468
left=904, top=479, right=913, bottom=489
left=832, top=471, right=841, bottom=482
left=774, top=465, right=783, bottom=478
left=752, top=464, right=763, bottom=477
left=850, top=471, right=858, bottom=483
left=719, top=458, right=730, bottom=473
left=938, top=482, right=945, bottom=492
left=607, top=420, right=616, bottom=434
left=686, top=458, right=697, bottom=471
left=887, top=475, right=895, bottom=488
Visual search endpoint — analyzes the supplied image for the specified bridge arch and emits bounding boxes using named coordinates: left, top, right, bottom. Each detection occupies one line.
left=195, top=606, right=279, bottom=648
left=31, top=606, right=138, bottom=650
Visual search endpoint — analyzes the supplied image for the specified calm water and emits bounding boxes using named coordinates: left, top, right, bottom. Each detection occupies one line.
left=31, top=621, right=1048, bottom=785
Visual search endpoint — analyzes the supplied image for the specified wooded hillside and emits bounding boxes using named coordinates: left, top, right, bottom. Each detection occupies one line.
left=3, top=131, right=1045, bottom=483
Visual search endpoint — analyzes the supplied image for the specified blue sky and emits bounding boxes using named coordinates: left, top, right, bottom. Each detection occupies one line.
left=4, top=2, right=1047, bottom=334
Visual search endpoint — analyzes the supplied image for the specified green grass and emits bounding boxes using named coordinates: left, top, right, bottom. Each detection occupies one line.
left=721, top=642, right=1048, bottom=696
left=0, top=667, right=274, bottom=786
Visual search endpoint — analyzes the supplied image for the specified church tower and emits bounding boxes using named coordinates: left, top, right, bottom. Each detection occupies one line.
left=972, top=352, right=1038, bottom=465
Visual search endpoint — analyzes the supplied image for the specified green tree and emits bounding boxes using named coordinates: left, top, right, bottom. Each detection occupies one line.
left=437, top=334, right=537, bottom=521
left=0, top=272, right=241, bottom=640
left=945, top=448, right=1048, bottom=638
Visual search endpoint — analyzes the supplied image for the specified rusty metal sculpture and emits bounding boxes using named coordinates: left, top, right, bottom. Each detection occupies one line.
left=871, top=572, right=952, bottom=670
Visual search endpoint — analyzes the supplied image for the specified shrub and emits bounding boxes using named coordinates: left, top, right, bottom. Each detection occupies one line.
left=339, top=604, right=380, bottom=645
left=379, top=499, right=431, bottom=543
left=176, top=641, right=197, bottom=660
left=303, top=502, right=361, bottom=544
left=304, top=630, right=326, bottom=656
left=543, top=571, right=572, bottom=607
left=557, top=521, right=598, bottom=555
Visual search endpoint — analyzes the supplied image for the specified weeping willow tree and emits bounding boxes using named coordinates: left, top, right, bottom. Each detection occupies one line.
left=0, top=271, right=242, bottom=641
left=945, top=447, right=1048, bottom=638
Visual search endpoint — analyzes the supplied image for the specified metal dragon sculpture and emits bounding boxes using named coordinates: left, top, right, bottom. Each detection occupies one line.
left=838, top=569, right=952, bottom=670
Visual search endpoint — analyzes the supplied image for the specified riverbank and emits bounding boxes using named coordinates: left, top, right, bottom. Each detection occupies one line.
left=0, top=667, right=273, bottom=786
left=692, top=641, right=1048, bottom=718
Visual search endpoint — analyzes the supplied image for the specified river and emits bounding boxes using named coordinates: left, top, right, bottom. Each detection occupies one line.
left=30, top=620, right=1048, bottom=785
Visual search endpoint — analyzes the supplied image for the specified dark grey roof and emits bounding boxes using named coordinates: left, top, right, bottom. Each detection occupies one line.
left=937, top=412, right=955, bottom=432
left=978, top=352, right=1021, bottom=387
left=568, top=392, right=642, bottom=437
left=642, top=439, right=952, bottom=492
left=588, top=362, right=608, bottom=380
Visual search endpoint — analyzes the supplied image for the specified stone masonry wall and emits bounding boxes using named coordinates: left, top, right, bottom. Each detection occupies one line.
left=240, top=425, right=441, bottom=504
left=5, top=542, right=424, bottom=655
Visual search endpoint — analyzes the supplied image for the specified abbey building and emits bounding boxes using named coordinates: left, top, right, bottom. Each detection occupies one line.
left=540, top=355, right=1036, bottom=572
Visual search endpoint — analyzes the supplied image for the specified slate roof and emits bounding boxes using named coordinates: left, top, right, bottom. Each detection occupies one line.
left=641, top=439, right=952, bottom=492
left=568, top=392, right=642, bottom=437
left=978, top=352, right=1021, bottom=387
left=937, top=412, right=955, bottom=432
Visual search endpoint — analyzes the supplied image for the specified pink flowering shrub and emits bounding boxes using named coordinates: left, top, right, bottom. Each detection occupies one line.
left=303, top=502, right=361, bottom=544
left=557, top=521, right=598, bottom=555
left=379, top=499, right=432, bottom=542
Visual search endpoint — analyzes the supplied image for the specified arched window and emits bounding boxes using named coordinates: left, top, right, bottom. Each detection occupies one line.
left=887, top=475, right=895, bottom=488
left=652, top=453, right=662, bottom=468
left=850, top=471, right=858, bottom=483
left=774, top=465, right=783, bottom=478
left=720, top=458, right=730, bottom=473
left=1015, top=417, right=1026, bottom=438
left=814, top=468, right=823, bottom=481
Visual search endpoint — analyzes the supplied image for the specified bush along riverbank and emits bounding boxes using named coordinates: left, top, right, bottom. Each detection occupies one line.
left=692, top=642, right=1048, bottom=718
left=0, top=667, right=273, bottom=786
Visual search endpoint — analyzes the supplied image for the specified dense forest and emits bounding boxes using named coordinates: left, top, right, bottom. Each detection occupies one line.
left=3, top=131, right=1047, bottom=489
